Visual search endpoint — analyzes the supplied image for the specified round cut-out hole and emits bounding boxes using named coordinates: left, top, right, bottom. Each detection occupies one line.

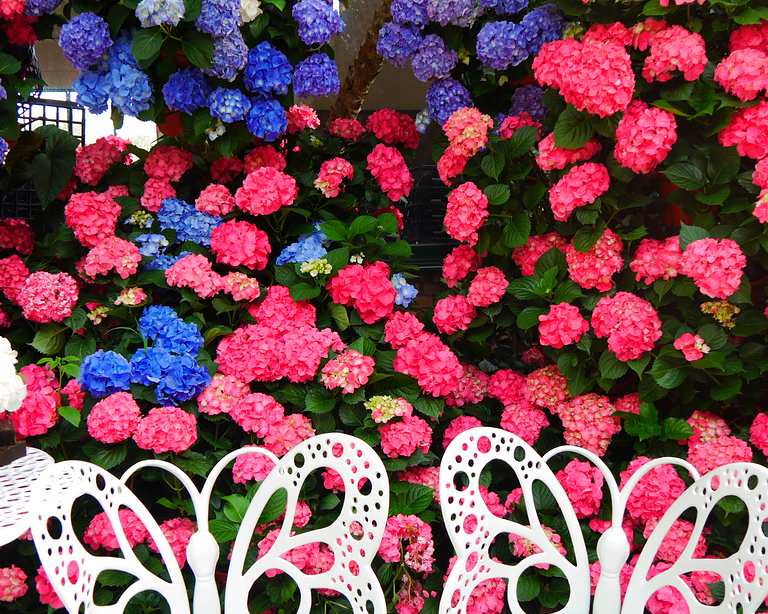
left=349, top=561, right=360, bottom=576
left=332, top=443, right=344, bottom=458
left=350, top=521, right=364, bottom=540
left=478, top=437, right=491, bottom=453
left=745, top=561, right=756, bottom=582
left=294, top=453, right=305, bottom=468
left=463, top=515, right=478, bottom=534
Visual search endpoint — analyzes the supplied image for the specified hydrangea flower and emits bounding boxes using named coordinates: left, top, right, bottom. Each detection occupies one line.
left=444, top=181, right=488, bottom=245
left=535, top=133, right=602, bottom=172
left=538, top=303, right=589, bottom=348
left=59, top=12, right=112, bottom=70
left=206, top=31, right=248, bottom=81
left=73, top=70, right=110, bottom=114
left=426, top=78, right=473, bottom=126
left=158, top=198, right=223, bottom=246
left=433, top=294, right=476, bottom=334
left=134, top=407, right=197, bottom=454
left=135, top=0, right=185, bottom=27
left=208, top=87, right=251, bottom=123
left=377, top=22, right=422, bottom=68
left=614, top=100, right=677, bottom=174
left=108, top=63, right=154, bottom=117
left=673, top=333, right=710, bottom=361
left=390, top=0, right=429, bottom=25
left=293, top=53, right=340, bottom=99
left=246, top=98, right=288, bottom=141
left=477, top=21, right=529, bottom=70
left=0, top=565, right=28, bottom=602
left=162, top=67, right=211, bottom=114
left=548, top=162, right=610, bottom=221
left=509, top=84, right=547, bottom=120
left=681, top=238, right=746, bottom=299
left=79, top=350, right=132, bottom=398
left=293, top=0, right=345, bottom=45
left=481, top=0, right=528, bottom=14
left=276, top=229, right=328, bottom=265
left=23, top=0, right=59, bottom=16
left=18, top=271, right=79, bottom=323
left=0, top=138, right=7, bottom=166
left=87, top=392, right=142, bottom=443
left=196, top=0, right=242, bottom=37
left=427, top=0, right=484, bottom=27
left=243, top=42, right=292, bottom=98
left=156, top=354, right=212, bottom=404
left=592, top=292, right=662, bottom=361
left=391, top=273, right=418, bottom=307
left=136, top=233, right=169, bottom=258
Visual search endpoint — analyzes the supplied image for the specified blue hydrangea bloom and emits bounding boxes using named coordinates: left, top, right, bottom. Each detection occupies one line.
left=162, top=67, right=211, bottom=114
left=108, top=63, right=154, bottom=117
left=130, top=347, right=173, bottom=386
left=153, top=318, right=204, bottom=356
left=293, top=0, right=345, bottom=45
left=479, top=0, right=528, bottom=14
left=0, top=85, right=5, bottom=100
left=196, top=0, right=242, bottom=37
left=79, top=350, right=132, bottom=398
left=136, top=233, right=169, bottom=257
left=105, top=32, right=139, bottom=72
left=412, top=34, right=457, bottom=82
left=208, top=87, right=251, bottom=123
left=59, top=12, right=113, bottom=70
left=476, top=21, right=529, bottom=70
left=156, top=354, right=211, bottom=404
left=157, top=198, right=222, bottom=246
left=377, top=22, right=422, bottom=68
left=139, top=305, right=181, bottom=340
left=520, top=4, right=564, bottom=55
left=243, top=42, right=292, bottom=99
left=276, top=232, right=327, bottom=265
left=24, top=0, right=60, bottom=16
left=415, top=108, right=431, bottom=133
left=390, top=0, right=429, bottom=26
left=509, top=85, right=547, bottom=120
left=293, top=53, right=340, bottom=99
left=246, top=98, right=288, bottom=142
left=135, top=0, right=186, bottom=27
left=0, top=138, right=9, bottom=166
left=391, top=273, right=418, bottom=307
left=427, top=0, right=484, bottom=27
left=205, top=31, right=248, bottom=82
left=426, top=77, right=473, bottom=126
left=145, top=251, right=192, bottom=271
left=73, top=70, right=110, bottom=114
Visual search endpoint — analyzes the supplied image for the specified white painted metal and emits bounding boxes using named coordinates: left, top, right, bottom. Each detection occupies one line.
left=0, top=447, right=53, bottom=545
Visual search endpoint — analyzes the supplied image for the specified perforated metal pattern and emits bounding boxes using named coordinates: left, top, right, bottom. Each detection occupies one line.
left=0, top=448, right=53, bottom=545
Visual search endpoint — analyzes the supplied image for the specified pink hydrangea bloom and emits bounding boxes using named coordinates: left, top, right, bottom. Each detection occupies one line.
left=557, top=393, right=621, bottom=456
left=533, top=38, right=634, bottom=117
left=673, top=333, right=710, bottom=361
left=327, top=262, right=397, bottom=324
left=446, top=556, right=506, bottom=614
left=83, top=509, right=149, bottom=551
left=467, top=266, right=508, bottom=307
left=210, top=219, right=271, bottom=271
left=443, top=415, right=483, bottom=449
left=232, top=446, right=276, bottom=483
left=379, top=415, right=433, bottom=458
left=682, top=238, right=746, bottom=299
left=10, top=386, right=58, bottom=438
left=0, top=219, right=35, bottom=254
left=133, top=407, right=197, bottom=454
left=437, top=145, right=469, bottom=186
left=366, top=395, right=413, bottom=424
left=61, top=378, right=85, bottom=410
left=35, top=566, right=64, bottom=609
left=443, top=107, right=493, bottom=158
left=222, top=272, right=261, bottom=302
left=642, top=517, right=707, bottom=563
left=589, top=517, right=635, bottom=552
left=397, top=466, right=440, bottom=501
left=630, top=236, right=683, bottom=284
left=498, top=112, right=543, bottom=140
left=0, top=255, right=29, bottom=304
left=539, top=302, right=589, bottom=348
left=719, top=99, right=768, bottom=159
left=286, top=104, right=320, bottom=133
left=314, top=157, right=354, bottom=198
left=367, top=143, right=414, bottom=201
left=0, top=308, right=11, bottom=327
left=614, top=393, right=641, bottom=416
left=642, top=25, right=706, bottom=82
left=195, top=183, right=236, bottom=216
left=230, top=393, right=285, bottom=437
left=565, top=228, right=624, bottom=292
left=444, top=363, right=489, bottom=407
left=730, top=21, right=768, bottom=52
left=244, top=145, right=287, bottom=174
left=488, top=369, right=528, bottom=406
left=500, top=400, right=549, bottom=446
left=263, top=414, right=315, bottom=457
left=512, top=232, right=568, bottom=276
left=75, top=136, right=126, bottom=185
left=620, top=456, right=686, bottom=525
left=210, top=156, right=243, bottom=183
left=384, top=311, right=427, bottom=349
left=65, top=192, right=121, bottom=248
left=393, top=334, right=464, bottom=397
left=87, top=392, right=142, bottom=444
left=18, top=271, right=79, bottom=323
left=525, top=365, right=571, bottom=410
left=144, top=145, right=194, bottom=182
left=165, top=253, right=223, bottom=299
left=755, top=189, right=768, bottom=223
left=715, top=48, right=768, bottom=101
left=444, top=181, right=489, bottom=245
left=395, top=576, right=425, bottom=614
left=433, top=294, right=477, bottom=334
left=535, top=133, right=602, bottom=172
left=141, top=177, right=176, bottom=213
left=556, top=459, right=604, bottom=518
left=114, top=287, right=148, bottom=307
left=443, top=244, right=482, bottom=287
left=235, top=167, right=298, bottom=215
left=197, top=373, right=250, bottom=415
left=686, top=409, right=730, bottom=449
left=84, top=236, right=141, bottom=279
left=104, top=185, right=130, bottom=200
left=379, top=514, right=435, bottom=573
left=614, top=100, right=677, bottom=174
left=148, top=517, right=196, bottom=568
left=320, top=349, right=375, bottom=394
left=549, top=162, right=610, bottom=221
left=583, top=21, right=632, bottom=46
left=592, top=292, right=663, bottom=361
left=0, top=565, right=28, bottom=602
left=750, top=412, right=768, bottom=455
left=367, top=109, right=420, bottom=149
left=329, top=117, right=365, bottom=141
left=754, top=157, right=768, bottom=190
left=687, top=435, right=753, bottom=475
left=645, top=565, right=695, bottom=614
left=509, top=525, right=567, bottom=569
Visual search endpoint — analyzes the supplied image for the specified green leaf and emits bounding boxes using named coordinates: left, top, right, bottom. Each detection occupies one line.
left=661, top=417, right=695, bottom=441
left=642, top=0, right=676, bottom=13
left=330, top=303, right=350, bottom=330
left=350, top=215, right=379, bottom=236
left=324, top=246, right=350, bottom=275
left=131, top=27, right=164, bottom=63
left=572, top=226, right=601, bottom=253
left=390, top=484, right=434, bottom=516
left=523, top=184, right=547, bottom=208
left=181, top=31, right=214, bottom=69
left=275, top=263, right=299, bottom=286
left=209, top=519, right=239, bottom=542
left=58, top=406, right=81, bottom=427
left=90, top=443, right=128, bottom=470
left=305, top=387, right=337, bottom=414
left=481, top=149, right=504, bottom=180
left=193, top=109, right=217, bottom=136
left=183, top=0, right=203, bottom=21
left=534, top=248, right=567, bottom=278
left=696, top=187, right=730, bottom=206
left=258, top=489, right=288, bottom=524
left=730, top=310, right=768, bottom=336
left=710, top=376, right=741, bottom=400
left=507, top=277, right=540, bottom=300
left=380, top=240, right=412, bottom=260
left=517, top=306, right=547, bottom=330
left=484, top=183, right=510, bottom=206
left=627, top=353, right=652, bottom=377
left=376, top=212, right=399, bottom=235
left=321, top=220, right=348, bottom=242
left=30, top=324, right=68, bottom=355
left=506, top=125, right=539, bottom=157
left=649, top=357, right=686, bottom=389
left=553, top=105, right=594, bottom=149
left=679, top=223, right=710, bottom=250
left=662, top=162, right=705, bottom=191
left=502, top=213, right=531, bottom=248
left=31, top=126, right=79, bottom=206
left=735, top=7, right=768, bottom=24
left=0, top=53, right=21, bottom=75
left=413, top=396, right=444, bottom=419
left=707, top=146, right=741, bottom=185
left=347, top=336, right=376, bottom=356
left=516, top=575, right=541, bottom=602
left=599, top=350, right=628, bottom=380
left=65, top=307, right=88, bottom=332
left=65, top=335, right=96, bottom=359
left=289, top=283, right=320, bottom=301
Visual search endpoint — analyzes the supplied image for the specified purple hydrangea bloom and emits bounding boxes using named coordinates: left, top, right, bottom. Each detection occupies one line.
left=0, top=138, right=8, bottom=166
left=162, top=67, right=211, bottom=114
left=390, top=0, right=429, bottom=26
left=476, top=20, right=529, bottom=70
left=196, top=0, right=242, bottom=37
left=73, top=70, right=110, bottom=114
left=59, top=13, right=112, bottom=70
left=135, top=0, right=186, bottom=27
left=0, top=85, right=5, bottom=100
left=23, top=0, right=59, bottom=16
left=412, top=34, right=457, bottom=82
left=377, top=22, right=422, bottom=68
left=509, top=84, right=547, bottom=120
left=426, top=77, right=472, bottom=125
left=479, top=0, right=528, bottom=14
left=415, top=108, right=431, bottom=133
left=156, top=354, right=211, bottom=404
left=293, top=53, right=340, bottom=99
left=79, top=350, right=132, bottom=398
left=246, top=98, right=288, bottom=142
left=293, top=0, right=345, bottom=45
left=427, top=0, right=484, bottom=27
left=108, top=63, right=154, bottom=117
left=520, top=3, right=563, bottom=55
left=243, top=42, right=292, bottom=99
left=208, top=87, right=251, bottom=123
left=205, top=31, right=248, bottom=81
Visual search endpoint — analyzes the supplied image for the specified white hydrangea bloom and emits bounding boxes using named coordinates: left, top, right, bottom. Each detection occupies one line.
left=241, top=0, right=262, bottom=22
left=0, top=337, right=26, bottom=413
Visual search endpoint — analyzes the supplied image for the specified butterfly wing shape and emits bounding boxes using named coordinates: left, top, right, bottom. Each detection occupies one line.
left=29, top=460, right=191, bottom=614
left=439, top=428, right=590, bottom=614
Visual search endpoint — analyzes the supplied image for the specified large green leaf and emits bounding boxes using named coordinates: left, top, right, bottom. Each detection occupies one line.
left=181, top=30, right=214, bottom=69
left=31, top=126, right=79, bottom=206
left=553, top=105, right=594, bottom=149
left=132, top=27, right=164, bottom=64
left=502, top=212, right=531, bottom=248
left=506, top=125, right=539, bottom=157
left=662, top=162, right=705, bottom=191
left=679, top=222, right=709, bottom=250
left=0, top=53, right=21, bottom=75
left=30, top=323, right=68, bottom=355
left=707, top=146, right=741, bottom=186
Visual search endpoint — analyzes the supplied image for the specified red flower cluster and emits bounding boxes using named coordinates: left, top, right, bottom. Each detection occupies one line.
left=642, top=25, right=707, bottom=82
left=210, top=219, right=271, bottom=270
left=244, top=145, right=287, bottom=173
left=548, top=162, right=610, bottom=221
left=65, top=192, right=121, bottom=247
left=75, top=136, right=127, bottom=185
left=535, top=133, right=602, bottom=172
left=629, top=236, right=682, bottom=284
left=195, top=183, right=236, bottom=216
left=84, top=236, right=142, bottom=280
left=285, top=104, right=320, bottom=134
left=444, top=181, right=488, bottom=245
left=719, top=99, right=768, bottom=159
left=592, top=292, right=662, bottom=361
left=614, top=100, right=677, bottom=174
left=442, top=244, right=481, bottom=287
left=327, top=262, right=396, bottom=324
left=314, top=157, right=354, bottom=198
left=565, top=228, right=624, bottom=291
left=235, top=167, right=299, bottom=215
left=329, top=117, right=365, bottom=141
left=210, top=156, right=243, bottom=183
left=367, top=143, right=413, bottom=201
left=144, top=145, right=194, bottom=182
left=432, top=294, right=477, bottom=334
left=366, top=109, right=420, bottom=149
left=512, top=232, right=568, bottom=276
left=18, top=271, right=79, bottom=323
left=538, top=302, right=589, bottom=348
left=681, top=237, right=746, bottom=299
left=467, top=266, right=508, bottom=307
left=443, top=107, right=493, bottom=157
left=0, top=219, right=34, bottom=254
